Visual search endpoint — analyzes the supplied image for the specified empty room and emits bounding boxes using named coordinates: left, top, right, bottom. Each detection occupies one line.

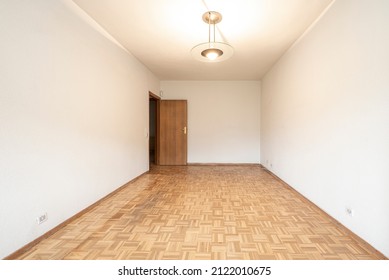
left=1, top=0, right=388, bottom=264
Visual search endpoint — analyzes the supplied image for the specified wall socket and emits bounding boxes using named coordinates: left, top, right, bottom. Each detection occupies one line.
left=37, top=213, right=48, bottom=225
left=346, top=207, right=354, bottom=217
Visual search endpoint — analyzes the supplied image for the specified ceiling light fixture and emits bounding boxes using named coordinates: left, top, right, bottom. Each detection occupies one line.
left=191, top=11, right=233, bottom=62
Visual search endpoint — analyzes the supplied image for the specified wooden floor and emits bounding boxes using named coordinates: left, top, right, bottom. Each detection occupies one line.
left=17, top=165, right=385, bottom=260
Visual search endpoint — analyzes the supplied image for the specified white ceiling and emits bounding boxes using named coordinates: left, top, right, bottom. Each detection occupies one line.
left=72, top=0, right=333, bottom=80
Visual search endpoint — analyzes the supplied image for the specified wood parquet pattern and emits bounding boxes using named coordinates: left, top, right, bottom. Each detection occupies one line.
left=17, top=165, right=385, bottom=260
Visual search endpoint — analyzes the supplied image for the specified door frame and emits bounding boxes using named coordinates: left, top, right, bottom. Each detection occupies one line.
left=149, top=91, right=160, bottom=165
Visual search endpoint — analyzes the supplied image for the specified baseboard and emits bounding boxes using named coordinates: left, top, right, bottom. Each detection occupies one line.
left=261, top=166, right=388, bottom=260
left=4, top=171, right=147, bottom=260
left=188, top=162, right=261, bottom=166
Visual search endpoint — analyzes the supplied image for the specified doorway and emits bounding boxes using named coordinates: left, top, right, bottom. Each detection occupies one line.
left=149, top=92, right=160, bottom=165
left=149, top=93, right=188, bottom=166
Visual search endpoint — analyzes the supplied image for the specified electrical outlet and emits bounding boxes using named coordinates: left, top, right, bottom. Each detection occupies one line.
left=37, top=213, right=48, bottom=224
left=346, top=207, right=354, bottom=217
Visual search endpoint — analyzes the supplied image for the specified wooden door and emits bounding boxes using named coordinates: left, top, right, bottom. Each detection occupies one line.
left=158, top=100, right=187, bottom=165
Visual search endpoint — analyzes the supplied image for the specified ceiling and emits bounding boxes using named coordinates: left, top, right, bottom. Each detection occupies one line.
left=72, top=0, right=333, bottom=80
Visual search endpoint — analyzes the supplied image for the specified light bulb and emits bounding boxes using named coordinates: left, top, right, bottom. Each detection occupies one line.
left=201, top=48, right=223, bottom=60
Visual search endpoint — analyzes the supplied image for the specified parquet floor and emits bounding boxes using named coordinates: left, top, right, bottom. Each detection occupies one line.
left=16, top=165, right=385, bottom=260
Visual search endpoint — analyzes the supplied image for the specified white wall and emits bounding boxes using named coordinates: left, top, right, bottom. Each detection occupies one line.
left=161, top=81, right=260, bottom=164
left=261, top=0, right=389, bottom=257
left=0, top=0, right=159, bottom=258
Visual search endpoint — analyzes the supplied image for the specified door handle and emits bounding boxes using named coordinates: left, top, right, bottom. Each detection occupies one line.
left=183, top=127, right=187, bottom=134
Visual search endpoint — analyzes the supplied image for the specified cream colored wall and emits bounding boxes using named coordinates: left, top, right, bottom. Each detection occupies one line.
left=161, top=81, right=261, bottom=164
left=0, top=0, right=159, bottom=258
left=261, top=0, right=389, bottom=257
